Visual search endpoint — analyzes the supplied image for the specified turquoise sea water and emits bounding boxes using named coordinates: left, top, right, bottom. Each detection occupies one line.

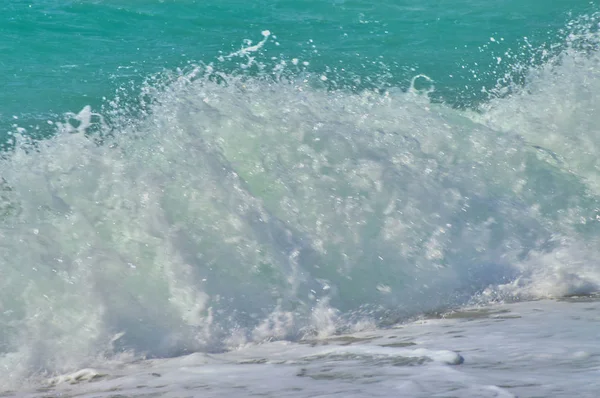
left=1, top=1, right=600, bottom=392
left=1, top=0, right=596, bottom=123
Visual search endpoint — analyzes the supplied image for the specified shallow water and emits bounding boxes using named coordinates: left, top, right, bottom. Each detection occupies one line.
left=6, top=298, right=599, bottom=397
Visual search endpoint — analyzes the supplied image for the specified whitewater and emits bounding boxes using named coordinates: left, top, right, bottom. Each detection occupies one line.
left=1, top=7, right=600, bottom=397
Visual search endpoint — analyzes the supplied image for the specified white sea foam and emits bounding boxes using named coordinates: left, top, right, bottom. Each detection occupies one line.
left=7, top=298, right=600, bottom=397
left=1, top=24, right=600, bottom=392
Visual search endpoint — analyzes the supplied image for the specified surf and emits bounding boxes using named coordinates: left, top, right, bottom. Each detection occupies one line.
left=1, top=11, right=600, bottom=391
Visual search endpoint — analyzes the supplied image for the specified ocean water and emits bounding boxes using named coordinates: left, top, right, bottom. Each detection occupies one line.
left=1, top=1, right=600, bottom=396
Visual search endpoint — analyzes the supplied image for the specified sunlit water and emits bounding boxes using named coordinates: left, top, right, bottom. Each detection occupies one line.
left=0, top=2, right=599, bottom=397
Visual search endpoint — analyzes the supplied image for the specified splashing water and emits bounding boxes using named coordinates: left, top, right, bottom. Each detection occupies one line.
left=1, top=15, right=600, bottom=390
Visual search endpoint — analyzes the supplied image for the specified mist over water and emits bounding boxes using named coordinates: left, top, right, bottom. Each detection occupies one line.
left=0, top=4, right=599, bottom=390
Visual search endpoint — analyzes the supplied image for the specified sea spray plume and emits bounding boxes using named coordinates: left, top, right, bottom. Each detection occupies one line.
left=466, top=14, right=600, bottom=304
left=1, top=24, right=600, bottom=388
left=0, top=76, right=540, bottom=380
